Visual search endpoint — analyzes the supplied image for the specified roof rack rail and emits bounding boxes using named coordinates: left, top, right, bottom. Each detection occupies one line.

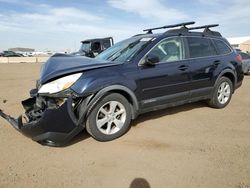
left=188, top=24, right=219, bottom=31
left=143, top=21, right=195, bottom=34
left=188, top=24, right=221, bottom=37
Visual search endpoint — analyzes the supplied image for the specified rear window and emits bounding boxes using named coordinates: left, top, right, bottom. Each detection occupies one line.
left=187, top=37, right=217, bottom=58
left=103, top=39, right=112, bottom=50
left=213, top=39, right=232, bottom=55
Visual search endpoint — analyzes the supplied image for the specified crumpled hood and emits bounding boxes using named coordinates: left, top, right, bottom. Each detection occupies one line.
left=40, top=53, right=119, bottom=84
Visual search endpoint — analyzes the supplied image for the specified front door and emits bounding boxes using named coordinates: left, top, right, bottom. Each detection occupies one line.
left=137, top=37, right=191, bottom=109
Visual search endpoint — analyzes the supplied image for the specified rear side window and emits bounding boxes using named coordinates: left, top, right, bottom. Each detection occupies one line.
left=187, top=37, right=217, bottom=58
left=103, top=39, right=112, bottom=50
left=213, top=39, right=232, bottom=55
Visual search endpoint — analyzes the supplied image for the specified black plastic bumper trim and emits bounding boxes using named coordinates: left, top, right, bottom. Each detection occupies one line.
left=0, top=97, right=85, bottom=146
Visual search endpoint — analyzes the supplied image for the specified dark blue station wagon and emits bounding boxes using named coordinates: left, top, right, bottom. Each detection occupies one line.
left=0, top=22, right=244, bottom=146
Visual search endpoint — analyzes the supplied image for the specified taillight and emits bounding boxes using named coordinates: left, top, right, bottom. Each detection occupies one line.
left=236, top=54, right=242, bottom=63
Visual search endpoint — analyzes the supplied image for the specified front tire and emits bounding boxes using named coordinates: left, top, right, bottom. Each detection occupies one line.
left=208, top=77, right=233, bottom=109
left=86, top=93, right=132, bottom=141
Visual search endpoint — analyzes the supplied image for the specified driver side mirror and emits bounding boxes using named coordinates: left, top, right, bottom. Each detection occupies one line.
left=144, top=54, right=160, bottom=66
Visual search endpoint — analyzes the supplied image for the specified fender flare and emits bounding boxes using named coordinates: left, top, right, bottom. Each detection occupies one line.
left=215, top=69, right=237, bottom=90
left=78, top=85, right=139, bottom=125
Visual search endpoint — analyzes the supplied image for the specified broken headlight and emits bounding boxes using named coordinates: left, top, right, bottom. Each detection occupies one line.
left=38, top=73, right=82, bottom=94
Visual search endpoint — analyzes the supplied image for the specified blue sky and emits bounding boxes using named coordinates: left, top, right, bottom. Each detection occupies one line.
left=0, top=0, right=249, bottom=51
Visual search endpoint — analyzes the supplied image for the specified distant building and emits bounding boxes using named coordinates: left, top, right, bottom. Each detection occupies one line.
left=227, top=36, right=250, bottom=53
left=8, top=47, right=35, bottom=52
left=239, top=40, right=250, bottom=53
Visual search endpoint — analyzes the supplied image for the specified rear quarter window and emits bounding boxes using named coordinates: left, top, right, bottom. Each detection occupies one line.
left=187, top=37, right=217, bottom=58
left=213, top=39, right=232, bottom=55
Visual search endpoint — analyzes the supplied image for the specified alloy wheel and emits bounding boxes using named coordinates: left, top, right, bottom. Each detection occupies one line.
left=96, top=101, right=126, bottom=135
left=217, top=82, right=231, bottom=104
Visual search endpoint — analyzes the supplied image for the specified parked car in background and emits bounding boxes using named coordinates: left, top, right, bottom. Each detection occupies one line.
left=71, top=37, right=114, bottom=58
left=0, top=22, right=244, bottom=146
left=2, top=51, right=24, bottom=57
left=239, top=51, right=250, bottom=75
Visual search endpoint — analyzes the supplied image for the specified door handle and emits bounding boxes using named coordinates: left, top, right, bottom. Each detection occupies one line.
left=178, top=65, right=189, bottom=71
left=213, top=60, right=221, bottom=66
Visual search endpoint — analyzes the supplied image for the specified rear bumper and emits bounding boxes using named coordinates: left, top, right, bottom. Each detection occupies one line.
left=0, top=97, right=85, bottom=146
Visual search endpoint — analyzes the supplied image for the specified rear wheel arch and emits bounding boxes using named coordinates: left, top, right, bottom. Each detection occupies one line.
left=208, top=76, right=233, bottom=108
left=216, top=69, right=236, bottom=91
left=222, top=72, right=236, bottom=89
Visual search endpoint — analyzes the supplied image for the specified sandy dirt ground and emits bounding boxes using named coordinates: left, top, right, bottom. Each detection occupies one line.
left=0, top=63, right=249, bottom=188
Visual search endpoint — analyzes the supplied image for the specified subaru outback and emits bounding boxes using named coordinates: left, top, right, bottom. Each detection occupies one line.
left=0, top=21, right=244, bottom=146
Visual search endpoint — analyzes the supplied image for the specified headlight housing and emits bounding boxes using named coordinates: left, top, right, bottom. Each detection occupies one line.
left=38, top=73, right=82, bottom=94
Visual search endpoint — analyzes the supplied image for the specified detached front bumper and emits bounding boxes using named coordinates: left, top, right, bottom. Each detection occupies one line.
left=0, top=95, right=86, bottom=146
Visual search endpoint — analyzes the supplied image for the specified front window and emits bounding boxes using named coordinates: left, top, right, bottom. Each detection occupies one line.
left=147, top=37, right=184, bottom=63
left=79, top=42, right=91, bottom=53
left=96, top=37, right=153, bottom=62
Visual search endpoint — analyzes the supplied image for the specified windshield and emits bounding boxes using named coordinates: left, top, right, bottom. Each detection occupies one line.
left=79, top=42, right=91, bottom=53
left=95, top=37, right=152, bottom=62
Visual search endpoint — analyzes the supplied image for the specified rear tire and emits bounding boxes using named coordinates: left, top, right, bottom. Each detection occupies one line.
left=208, top=77, right=233, bottom=109
left=86, top=93, right=132, bottom=141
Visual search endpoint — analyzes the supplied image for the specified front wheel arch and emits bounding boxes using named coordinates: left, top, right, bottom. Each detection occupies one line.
left=86, top=85, right=139, bottom=120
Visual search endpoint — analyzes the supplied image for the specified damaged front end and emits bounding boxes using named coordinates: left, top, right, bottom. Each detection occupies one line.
left=0, top=54, right=119, bottom=146
left=0, top=89, right=92, bottom=146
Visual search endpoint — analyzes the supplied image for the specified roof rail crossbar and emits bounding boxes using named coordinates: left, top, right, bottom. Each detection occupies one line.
left=188, top=24, right=219, bottom=31
left=188, top=24, right=221, bottom=37
left=143, top=21, right=195, bottom=34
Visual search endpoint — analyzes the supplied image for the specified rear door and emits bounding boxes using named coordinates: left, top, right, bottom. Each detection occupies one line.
left=137, top=37, right=191, bottom=109
left=184, top=36, right=218, bottom=99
